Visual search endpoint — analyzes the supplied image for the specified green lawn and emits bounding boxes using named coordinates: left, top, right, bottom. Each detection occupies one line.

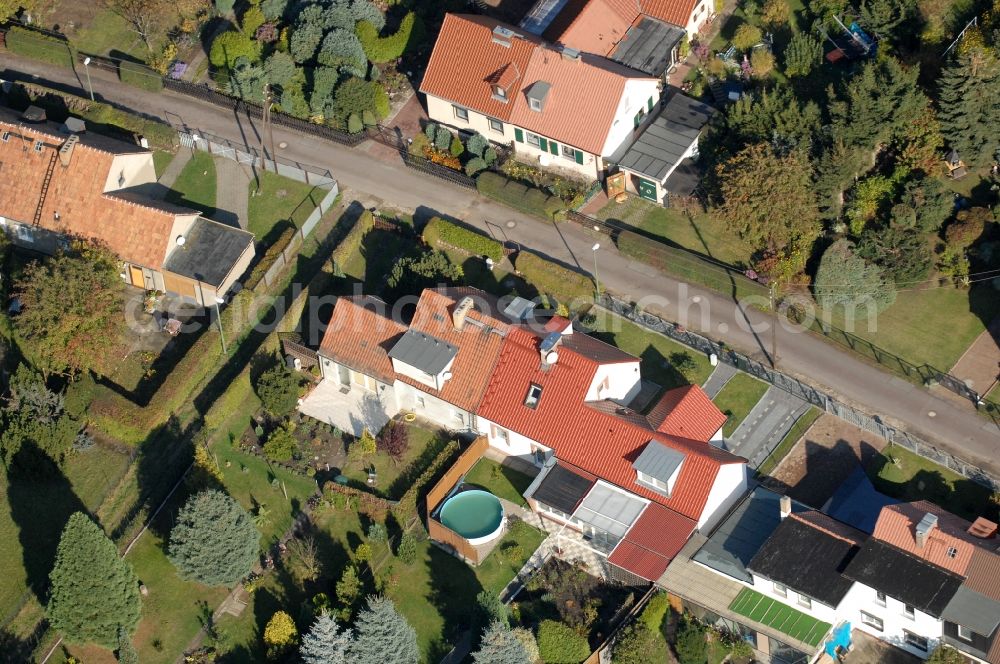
left=816, top=285, right=1000, bottom=373
left=464, top=458, right=535, bottom=507
left=597, top=193, right=750, bottom=266
left=71, top=8, right=154, bottom=60
left=340, top=228, right=413, bottom=294
left=164, top=151, right=217, bottom=217
left=729, top=588, right=830, bottom=647
left=247, top=171, right=327, bottom=241
left=868, top=444, right=997, bottom=522
left=588, top=310, right=713, bottom=395
left=712, top=373, right=769, bottom=438
left=757, top=407, right=821, bottom=476
left=153, top=150, right=174, bottom=179
left=341, top=422, right=451, bottom=500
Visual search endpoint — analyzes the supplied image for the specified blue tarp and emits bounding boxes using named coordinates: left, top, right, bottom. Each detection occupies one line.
left=824, top=466, right=898, bottom=533
left=825, top=622, right=852, bottom=657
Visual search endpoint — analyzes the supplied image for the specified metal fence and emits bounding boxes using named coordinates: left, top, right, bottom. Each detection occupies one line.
left=598, top=294, right=1000, bottom=492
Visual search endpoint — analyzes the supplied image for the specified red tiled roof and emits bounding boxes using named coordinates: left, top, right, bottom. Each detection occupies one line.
left=403, top=289, right=509, bottom=411
left=608, top=501, right=695, bottom=580
left=478, top=327, right=744, bottom=521
left=318, top=296, right=406, bottom=384
left=544, top=0, right=633, bottom=55
left=646, top=385, right=726, bottom=440
left=0, top=120, right=180, bottom=269
left=420, top=14, right=656, bottom=155
left=641, top=0, right=698, bottom=29
left=871, top=501, right=982, bottom=575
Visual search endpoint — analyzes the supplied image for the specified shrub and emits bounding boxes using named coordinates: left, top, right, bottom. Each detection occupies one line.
left=348, top=113, right=363, bottom=133
left=376, top=421, right=409, bottom=460
left=265, top=51, right=296, bottom=85
left=255, top=361, right=300, bottom=417
left=355, top=12, right=423, bottom=64
left=290, top=21, right=323, bottom=62
left=245, top=226, right=297, bottom=290
left=118, top=61, right=164, bottom=92
left=450, top=135, right=464, bottom=157
left=6, top=27, right=74, bottom=68
left=466, top=133, right=488, bottom=157
left=484, top=146, right=498, bottom=165
left=732, top=23, right=763, bottom=51
left=241, top=6, right=266, bottom=36
left=612, top=622, right=663, bottom=664
left=515, top=251, right=594, bottom=307
left=750, top=49, right=775, bottom=78
left=367, top=522, right=387, bottom=542
left=362, top=109, right=377, bottom=126
left=168, top=490, right=259, bottom=586
left=537, top=620, right=590, bottom=663
left=392, top=440, right=460, bottom=523
left=434, top=125, right=453, bottom=151
left=396, top=532, right=418, bottom=563
left=465, top=157, right=488, bottom=176
left=422, top=217, right=504, bottom=261
left=209, top=30, right=262, bottom=69
left=476, top=172, right=562, bottom=219
left=424, top=122, right=438, bottom=141
left=332, top=76, right=385, bottom=123
left=264, top=423, right=298, bottom=461
left=675, top=615, right=707, bottom=664
left=318, top=28, right=367, bottom=71
left=329, top=210, right=375, bottom=270
left=260, top=0, right=286, bottom=20
left=264, top=611, right=298, bottom=657
left=215, top=0, right=236, bottom=13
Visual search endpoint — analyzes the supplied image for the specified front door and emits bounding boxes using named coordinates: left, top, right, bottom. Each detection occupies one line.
left=128, top=264, right=145, bottom=288
left=338, top=363, right=350, bottom=387
left=637, top=177, right=658, bottom=201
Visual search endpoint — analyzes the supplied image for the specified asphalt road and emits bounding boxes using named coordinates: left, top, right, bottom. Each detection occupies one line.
left=3, top=54, right=998, bottom=476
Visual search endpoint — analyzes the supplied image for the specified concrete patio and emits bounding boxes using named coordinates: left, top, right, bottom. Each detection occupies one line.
left=297, top=379, right=399, bottom=437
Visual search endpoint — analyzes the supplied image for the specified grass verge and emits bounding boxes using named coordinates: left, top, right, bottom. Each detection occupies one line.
left=247, top=171, right=326, bottom=241
left=464, top=459, right=535, bottom=507
left=713, top=373, right=769, bottom=438
left=164, top=152, right=217, bottom=217
left=757, top=406, right=821, bottom=476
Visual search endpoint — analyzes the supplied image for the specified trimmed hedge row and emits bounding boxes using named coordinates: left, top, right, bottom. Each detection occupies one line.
left=329, top=210, right=375, bottom=270
left=616, top=231, right=769, bottom=302
left=356, top=12, right=424, bottom=64
left=5, top=27, right=74, bottom=68
left=515, top=250, right=594, bottom=308
left=422, top=217, right=503, bottom=262
left=392, top=439, right=461, bottom=524
left=118, top=60, right=164, bottom=92
left=245, top=225, right=297, bottom=290
left=477, top=172, right=563, bottom=220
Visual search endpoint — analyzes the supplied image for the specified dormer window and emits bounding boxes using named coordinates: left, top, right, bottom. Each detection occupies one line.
left=493, top=85, right=508, bottom=102
left=118, top=170, right=126, bottom=188
left=525, top=80, right=551, bottom=113
left=529, top=98, right=542, bottom=111
left=632, top=441, right=685, bottom=497
left=525, top=383, right=542, bottom=408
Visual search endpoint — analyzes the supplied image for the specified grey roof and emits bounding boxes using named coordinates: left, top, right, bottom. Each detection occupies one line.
left=942, top=586, right=1000, bottom=635
left=610, top=17, right=685, bottom=75
left=823, top=466, right=898, bottom=534
left=632, top=441, right=684, bottom=484
left=573, top=481, right=647, bottom=538
left=532, top=463, right=595, bottom=514
left=503, top=296, right=536, bottom=321
left=520, top=0, right=571, bottom=34
left=662, top=158, right=703, bottom=196
left=388, top=329, right=458, bottom=375
left=525, top=80, right=551, bottom=110
left=614, top=93, right=716, bottom=182
left=693, top=486, right=809, bottom=583
left=163, top=217, right=254, bottom=287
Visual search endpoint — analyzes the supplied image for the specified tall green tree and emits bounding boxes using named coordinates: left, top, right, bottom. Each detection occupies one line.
left=349, top=595, right=419, bottom=664
left=784, top=32, right=823, bottom=77
left=859, top=0, right=915, bottom=40
left=300, top=613, right=352, bottom=664
left=937, top=49, right=1000, bottom=168
left=0, top=364, right=79, bottom=466
left=814, top=239, right=897, bottom=313
left=47, top=513, right=141, bottom=648
left=13, top=243, right=124, bottom=377
left=473, top=621, right=532, bottom=664
left=715, top=143, right=821, bottom=255
left=255, top=360, right=301, bottom=417
left=168, top=490, right=259, bottom=586
left=857, top=223, right=933, bottom=284
left=830, top=57, right=928, bottom=151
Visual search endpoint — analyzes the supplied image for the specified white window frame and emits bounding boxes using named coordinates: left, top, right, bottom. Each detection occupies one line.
left=875, top=591, right=886, bottom=607
left=1, top=131, right=9, bottom=142
left=904, top=630, right=928, bottom=651
left=561, top=144, right=577, bottom=160
left=529, top=97, right=542, bottom=111
left=415, top=395, right=425, bottom=409
left=488, top=117, right=504, bottom=133
left=525, top=383, right=542, bottom=408
left=118, top=170, right=126, bottom=188
left=491, top=424, right=509, bottom=444
left=903, top=604, right=915, bottom=620
left=492, top=85, right=508, bottom=101
left=797, top=595, right=812, bottom=609
left=773, top=582, right=787, bottom=598
left=860, top=611, right=884, bottom=632
left=453, top=105, right=469, bottom=121
left=946, top=546, right=958, bottom=558
left=525, top=132, right=541, bottom=148
left=453, top=410, right=465, bottom=425
left=957, top=624, right=973, bottom=641
left=33, top=140, right=43, bottom=152
left=636, top=471, right=668, bottom=493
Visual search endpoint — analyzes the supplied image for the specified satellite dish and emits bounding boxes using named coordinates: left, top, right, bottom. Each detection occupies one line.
left=442, top=371, right=453, bottom=380
left=175, top=235, right=186, bottom=246
left=545, top=351, right=559, bottom=365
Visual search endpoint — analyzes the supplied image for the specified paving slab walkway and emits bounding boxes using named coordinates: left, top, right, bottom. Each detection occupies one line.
left=211, top=157, right=251, bottom=229
left=156, top=147, right=192, bottom=188
left=949, top=317, right=1000, bottom=398
left=726, top=386, right=811, bottom=468
left=702, top=362, right=737, bottom=398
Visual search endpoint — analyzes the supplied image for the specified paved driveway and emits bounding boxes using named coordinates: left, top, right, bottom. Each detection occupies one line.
left=725, top=386, right=811, bottom=468
left=298, top=379, right=397, bottom=436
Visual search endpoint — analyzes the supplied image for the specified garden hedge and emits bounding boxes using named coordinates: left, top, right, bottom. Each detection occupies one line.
left=514, top=251, right=594, bottom=307
left=616, top=231, right=768, bottom=301
left=476, top=172, right=563, bottom=220
left=392, top=439, right=460, bottom=524
left=355, top=12, right=424, bottom=64
left=5, top=27, right=75, bottom=68
left=245, top=226, right=298, bottom=291
left=329, top=210, right=375, bottom=270
left=118, top=60, right=164, bottom=92
left=422, top=217, right=503, bottom=262
left=537, top=620, right=591, bottom=663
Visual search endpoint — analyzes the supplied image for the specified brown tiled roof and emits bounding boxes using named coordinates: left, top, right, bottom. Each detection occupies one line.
left=964, top=546, right=1000, bottom=601
left=421, top=14, right=656, bottom=155
left=872, top=501, right=982, bottom=575
left=0, top=121, right=179, bottom=269
left=646, top=384, right=727, bottom=441
left=318, top=296, right=406, bottom=384
left=544, top=0, right=633, bottom=54
left=641, top=0, right=699, bottom=29
left=608, top=501, right=695, bottom=580
left=404, top=289, right=509, bottom=411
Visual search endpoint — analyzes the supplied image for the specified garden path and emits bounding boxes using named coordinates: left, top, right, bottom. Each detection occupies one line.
left=211, top=157, right=251, bottom=230
left=157, top=147, right=192, bottom=189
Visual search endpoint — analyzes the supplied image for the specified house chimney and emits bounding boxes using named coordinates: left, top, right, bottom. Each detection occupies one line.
left=452, top=296, right=475, bottom=331
left=539, top=331, right=561, bottom=367
left=779, top=495, right=792, bottom=520
left=915, top=513, right=938, bottom=548
left=968, top=517, right=999, bottom=539
left=58, top=134, right=79, bottom=167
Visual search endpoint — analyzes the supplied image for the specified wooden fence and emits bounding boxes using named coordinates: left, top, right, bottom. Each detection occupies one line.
left=424, top=436, right=490, bottom=565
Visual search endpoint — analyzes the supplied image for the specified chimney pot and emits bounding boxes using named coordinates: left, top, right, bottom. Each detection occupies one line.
left=915, top=512, right=938, bottom=548
left=779, top=495, right=792, bottom=520
left=452, top=296, right=475, bottom=331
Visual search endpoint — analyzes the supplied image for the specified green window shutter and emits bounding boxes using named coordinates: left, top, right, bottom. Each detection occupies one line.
left=634, top=113, right=640, bottom=128
left=539, top=137, right=548, bottom=151
left=574, top=149, right=584, bottom=165
left=549, top=141, right=559, bottom=155
left=647, top=96, right=654, bottom=111
left=514, top=128, right=524, bottom=143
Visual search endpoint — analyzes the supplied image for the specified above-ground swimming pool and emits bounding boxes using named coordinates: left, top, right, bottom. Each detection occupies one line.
left=439, top=489, right=505, bottom=546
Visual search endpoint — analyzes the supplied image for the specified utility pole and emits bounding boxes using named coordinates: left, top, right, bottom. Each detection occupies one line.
left=260, top=82, right=276, bottom=173
left=266, top=86, right=277, bottom=172
left=769, top=282, right=778, bottom=369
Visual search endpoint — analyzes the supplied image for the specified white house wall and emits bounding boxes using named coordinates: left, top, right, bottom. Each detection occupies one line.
left=600, top=79, right=663, bottom=158
left=105, top=152, right=156, bottom=192
left=585, top=361, right=642, bottom=402
left=426, top=93, right=511, bottom=145
left=392, top=380, right=474, bottom=433
left=747, top=572, right=841, bottom=625
left=697, top=462, right=748, bottom=530
left=838, top=583, right=943, bottom=658
left=476, top=416, right=551, bottom=465
left=685, top=0, right=712, bottom=35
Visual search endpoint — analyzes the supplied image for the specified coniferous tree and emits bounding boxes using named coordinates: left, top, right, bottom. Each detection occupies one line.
left=116, top=626, right=139, bottom=664
left=47, top=513, right=141, bottom=648
left=938, top=49, right=1000, bottom=168
left=349, top=595, right=419, bottom=664
left=814, top=239, right=897, bottom=313
left=473, top=621, right=532, bottom=664
left=784, top=32, right=823, bottom=77
left=300, top=613, right=352, bottom=664
left=168, top=490, right=259, bottom=586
